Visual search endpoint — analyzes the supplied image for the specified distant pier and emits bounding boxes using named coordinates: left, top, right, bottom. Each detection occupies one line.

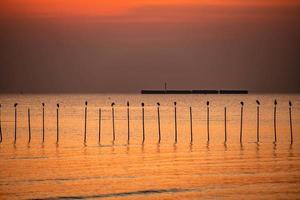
left=141, top=89, right=248, bottom=94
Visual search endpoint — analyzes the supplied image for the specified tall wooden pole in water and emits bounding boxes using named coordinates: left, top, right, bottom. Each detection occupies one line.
left=0, top=104, right=2, bottom=143
left=256, top=100, right=260, bottom=143
left=127, top=101, right=130, bottom=144
left=111, top=102, right=115, bottom=143
left=141, top=103, right=145, bottom=144
left=84, top=101, right=88, bottom=143
left=56, top=103, right=59, bottom=143
left=240, top=102, right=244, bottom=144
left=289, top=101, right=293, bottom=144
left=224, top=107, right=227, bottom=143
left=174, top=102, right=178, bottom=144
left=28, top=108, right=31, bottom=143
left=14, top=103, right=18, bottom=144
left=98, top=108, right=101, bottom=143
left=157, top=102, right=161, bottom=144
left=189, top=106, right=193, bottom=144
left=274, top=99, right=277, bottom=143
left=207, top=101, right=210, bottom=142
left=42, top=103, right=45, bottom=143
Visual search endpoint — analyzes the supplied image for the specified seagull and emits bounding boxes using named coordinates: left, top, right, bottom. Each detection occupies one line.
left=111, top=102, right=115, bottom=107
left=289, top=101, right=292, bottom=107
left=240, top=101, right=244, bottom=106
left=207, top=101, right=209, bottom=106
left=157, top=102, right=160, bottom=106
left=14, top=103, right=18, bottom=107
left=141, top=102, right=145, bottom=107
left=256, top=100, right=260, bottom=105
left=274, top=99, right=277, bottom=105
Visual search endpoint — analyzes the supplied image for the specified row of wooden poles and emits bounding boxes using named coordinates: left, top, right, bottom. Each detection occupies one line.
left=0, top=100, right=294, bottom=144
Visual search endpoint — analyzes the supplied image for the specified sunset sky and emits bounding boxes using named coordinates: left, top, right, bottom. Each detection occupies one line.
left=1, top=0, right=300, bottom=93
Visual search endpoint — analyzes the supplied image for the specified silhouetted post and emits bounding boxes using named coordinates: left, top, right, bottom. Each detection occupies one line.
left=127, top=102, right=130, bottom=144
left=274, top=99, right=277, bottom=143
left=240, top=102, right=244, bottom=144
left=141, top=103, right=145, bottom=144
left=0, top=104, right=2, bottom=143
left=14, top=103, right=18, bottom=143
left=98, top=108, right=101, bottom=143
left=256, top=100, right=260, bottom=143
left=42, top=103, right=45, bottom=143
left=28, top=108, right=31, bottom=143
left=289, top=101, right=293, bottom=144
left=190, top=106, right=193, bottom=144
left=207, top=101, right=210, bottom=142
left=174, top=102, right=178, bottom=144
left=111, top=102, right=115, bottom=143
left=157, top=102, right=161, bottom=143
left=224, top=107, right=227, bottom=143
left=56, top=103, right=59, bottom=143
left=84, top=101, right=88, bottom=143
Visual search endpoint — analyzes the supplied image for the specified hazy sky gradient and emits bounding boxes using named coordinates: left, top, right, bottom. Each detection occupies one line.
left=1, top=0, right=300, bottom=93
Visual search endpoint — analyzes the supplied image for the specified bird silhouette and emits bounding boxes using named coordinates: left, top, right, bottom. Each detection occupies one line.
left=85, top=101, right=88, bottom=106
left=207, top=101, right=209, bottom=106
left=174, top=102, right=177, bottom=106
left=240, top=101, right=244, bottom=106
left=127, top=101, right=129, bottom=107
left=111, top=102, right=115, bottom=107
left=274, top=99, right=277, bottom=105
left=14, top=103, right=18, bottom=107
left=141, top=102, right=145, bottom=107
left=289, top=101, right=292, bottom=107
left=157, top=102, right=160, bottom=106
left=57, top=103, right=59, bottom=108
left=256, top=100, right=260, bottom=105
left=42, top=103, right=45, bottom=107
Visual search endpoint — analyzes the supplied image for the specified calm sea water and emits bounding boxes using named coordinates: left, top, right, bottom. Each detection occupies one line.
left=0, top=94, right=299, bottom=199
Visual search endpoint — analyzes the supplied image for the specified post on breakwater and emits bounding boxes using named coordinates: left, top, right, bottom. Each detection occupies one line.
left=157, top=102, right=161, bottom=143
left=190, top=106, right=193, bottom=144
left=14, top=103, right=18, bottom=144
left=127, top=101, right=130, bottom=144
left=0, top=104, right=2, bottom=143
left=42, top=103, right=45, bottom=143
left=28, top=108, right=31, bottom=143
left=240, top=101, right=244, bottom=144
left=98, top=108, right=101, bottom=143
left=274, top=99, right=277, bottom=143
left=224, top=107, right=227, bottom=143
left=289, top=101, right=293, bottom=144
left=84, top=101, right=88, bottom=143
left=174, top=102, right=178, bottom=144
left=56, top=103, right=59, bottom=143
left=141, top=102, right=145, bottom=144
left=256, top=100, right=260, bottom=143
left=111, top=102, right=115, bottom=143
left=207, top=101, right=210, bottom=142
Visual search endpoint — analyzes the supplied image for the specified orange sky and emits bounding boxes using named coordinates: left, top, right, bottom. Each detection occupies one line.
left=1, top=0, right=300, bottom=18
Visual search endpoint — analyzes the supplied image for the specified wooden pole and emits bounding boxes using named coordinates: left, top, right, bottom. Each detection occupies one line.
left=42, top=103, right=45, bottom=143
left=99, top=108, right=101, bottom=143
left=157, top=103, right=161, bottom=144
left=174, top=102, right=177, bottom=144
left=14, top=103, right=17, bottom=144
left=142, top=103, right=145, bottom=144
left=224, top=107, right=227, bottom=143
left=127, top=102, right=130, bottom=144
left=0, top=104, right=2, bottom=143
left=111, top=102, right=115, bottom=143
left=256, top=100, right=260, bottom=143
left=28, top=108, right=31, bottom=143
left=190, top=106, right=193, bottom=144
left=56, top=103, right=59, bottom=143
left=84, top=101, right=87, bottom=143
left=240, top=102, right=244, bottom=144
left=207, top=101, right=210, bottom=142
left=289, top=101, right=293, bottom=144
left=274, top=100, right=277, bottom=143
